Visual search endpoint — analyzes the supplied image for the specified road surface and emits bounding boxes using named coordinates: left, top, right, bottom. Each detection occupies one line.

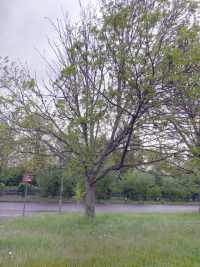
left=0, top=202, right=199, bottom=218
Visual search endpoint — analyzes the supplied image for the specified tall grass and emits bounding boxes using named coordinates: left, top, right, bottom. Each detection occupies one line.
left=0, top=213, right=200, bottom=267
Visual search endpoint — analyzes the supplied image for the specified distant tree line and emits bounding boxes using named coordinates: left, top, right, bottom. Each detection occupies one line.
left=0, top=166, right=199, bottom=202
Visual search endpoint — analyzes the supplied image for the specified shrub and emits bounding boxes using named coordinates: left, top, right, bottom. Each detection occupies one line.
left=0, top=166, right=25, bottom=186
left=36, top=167, right=74, bottom=198
left=96, top=175, right=114, bottom=200
left=121, top=170, right=156, bottom=200
left=74, top=182, right=84, bottom=203
left=0, top=182, right=5, bottom=195
left=17, top=183, right=32, bottom=196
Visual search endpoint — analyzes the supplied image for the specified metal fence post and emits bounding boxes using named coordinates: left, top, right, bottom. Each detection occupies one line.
left=22, top=183, right=28, bottom=216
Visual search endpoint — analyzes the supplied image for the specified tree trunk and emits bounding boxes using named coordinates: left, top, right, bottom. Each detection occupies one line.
left=85, top=179, right=96, bottom=218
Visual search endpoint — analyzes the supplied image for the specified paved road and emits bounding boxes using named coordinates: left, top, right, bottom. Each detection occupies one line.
left=0, top=202, right=199, bottom=218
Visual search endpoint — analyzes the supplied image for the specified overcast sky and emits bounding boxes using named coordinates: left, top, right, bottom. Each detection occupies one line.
left=0, top=0, right=92, bottom=78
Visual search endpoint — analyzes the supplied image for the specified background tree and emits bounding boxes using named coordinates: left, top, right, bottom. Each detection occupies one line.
left=161, top=18, right=200, bottom=177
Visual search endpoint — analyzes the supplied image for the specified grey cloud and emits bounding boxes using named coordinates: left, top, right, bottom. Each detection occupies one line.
left=0, top=0, right=86, bottom=78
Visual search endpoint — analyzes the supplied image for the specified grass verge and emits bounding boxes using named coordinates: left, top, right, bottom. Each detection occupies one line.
left=0, top=213, right=200, bottom=267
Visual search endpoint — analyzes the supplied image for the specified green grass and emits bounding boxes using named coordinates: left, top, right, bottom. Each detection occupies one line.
left=0, top=213, right=200, bottom=267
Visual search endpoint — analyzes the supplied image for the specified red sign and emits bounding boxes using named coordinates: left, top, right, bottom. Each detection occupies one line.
left=22, top=173, right=32, bottom=184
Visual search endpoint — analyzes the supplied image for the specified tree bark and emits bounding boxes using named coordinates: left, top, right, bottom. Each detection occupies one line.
left=85, top=179, right=96, bottom=218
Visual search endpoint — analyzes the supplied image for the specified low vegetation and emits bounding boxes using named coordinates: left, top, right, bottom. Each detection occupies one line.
left=0, top=213, right=200, bottom=267
left=0, top=167, right=199, bottom=202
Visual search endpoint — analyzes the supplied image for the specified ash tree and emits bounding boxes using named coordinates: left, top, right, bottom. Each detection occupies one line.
left=0, top=0, right=198, bottom=217
left=0, top=58, right=50, bottom=173
left=0, top=58, right=21, bottom=173
left=159, top=11, right=200, bottom=176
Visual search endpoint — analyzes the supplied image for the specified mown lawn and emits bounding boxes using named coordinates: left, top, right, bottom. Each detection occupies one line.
left=0, top=213, right=200, bottom=267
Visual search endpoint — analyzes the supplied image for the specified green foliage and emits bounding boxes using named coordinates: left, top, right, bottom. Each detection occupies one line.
left=74, top=182, right=84, bottom=203
left=17, top=183, right=32, bottom=197
left=148, top=185, right=162, bottom=200
left=25, top=79, right=36, bottom=89
left=96, top=175, right=114, bottom=200
left=121, top=170, right=156, bottom=200
left=104, top=6, right=131, bottom=29
left=119, top=170, right=198, bottom=202
left=36, top=168, right=61, bottom=197
left=0, top=166, right=25, bottom=186
left=36, top=167, right=74, bottom=198
left=0, top=182, right=5, bottom=191
left=61, top=65, right=76, bottom=77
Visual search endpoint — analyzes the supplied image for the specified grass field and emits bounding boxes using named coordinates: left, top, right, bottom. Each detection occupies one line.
left=0, top=213, right=200, bottom=267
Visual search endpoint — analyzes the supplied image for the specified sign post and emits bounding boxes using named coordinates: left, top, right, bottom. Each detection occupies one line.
left=58, top=175, right=64, bottom=214
left=22, top=183, right=28, bottom=217
left=22, top=173, right=32, bottom=216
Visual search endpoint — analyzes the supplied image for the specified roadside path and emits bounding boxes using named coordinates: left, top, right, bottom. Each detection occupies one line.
left=0, top=202, right=199, bottom=218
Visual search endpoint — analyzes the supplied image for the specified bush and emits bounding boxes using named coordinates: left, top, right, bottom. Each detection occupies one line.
left=2, top=164, right=199, bottom=202
left=0, top=166, right=25, bottom=186
left=96, top=175, right=114, bottom=200
left=74, top=182, right=84, bottom=203
left=36, top=167, right=74, bottom=198
left=0, top=182, right=5, bottom=196
left=121, top=170, right=156, bottom=200
left=147, top=185, right=162, bottom=201
left=17, top=183, right=32, bottom=196
left=161, top=176, right=178, bottom=200
left=0, top=182, right=5, bottom=190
